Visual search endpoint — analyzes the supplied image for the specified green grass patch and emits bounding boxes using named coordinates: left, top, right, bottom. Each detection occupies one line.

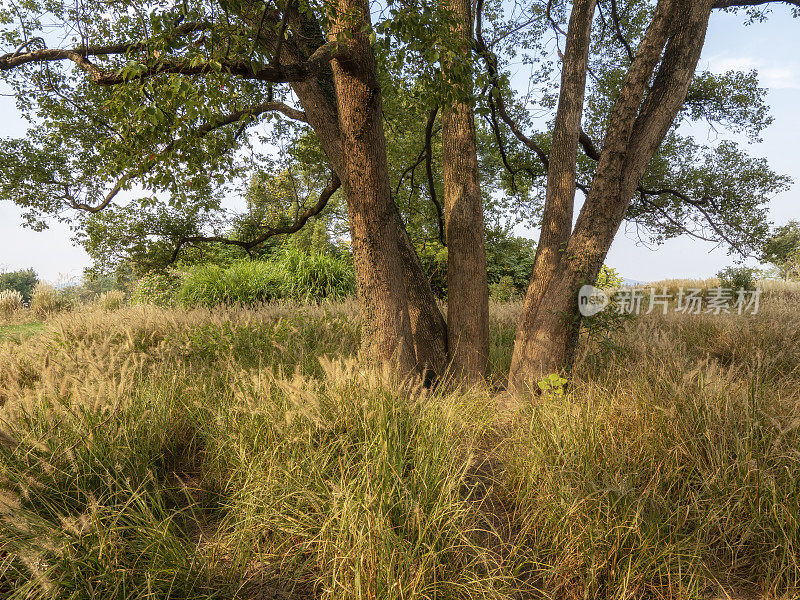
left=0, top=321, right=45, bottom=343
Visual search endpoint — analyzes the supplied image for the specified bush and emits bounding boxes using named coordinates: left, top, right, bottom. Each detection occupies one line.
left=177, top=249, right=356, bottom=308
left=596, top=264, right=624, bottom=289
left=416, top=231, right=536, bottom=300
left=131, top=270, right=182, bottom=306
left=97, top=289, right=126, bottom=311
left=717, top=266, right=758, bottom=290
left=0, top=289, right=24, bottom=317
left=485, top=231, right=536, bottom=296
left=489, top=275, right=517, bottom=302
left=270, top=246, right=356, bottom=302
left=30, top=282, right=74, bottom=317
left=177, top=261, right=281, bottom=307
left=0, top=268, right=38, bottom=303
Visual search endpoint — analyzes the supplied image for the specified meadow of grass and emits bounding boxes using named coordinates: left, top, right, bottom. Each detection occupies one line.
left=0, top=322, right=45, bottom=344
left=0, top=287, right=798, bottom=599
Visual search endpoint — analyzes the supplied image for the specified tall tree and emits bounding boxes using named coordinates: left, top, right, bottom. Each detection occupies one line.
left=441, top=0, right=490, bottom=381
left=1, top=0, right=794, bottom=390
left=507, top=0, right=793, bottom=390
left=0, top=0, right=449, bottom=376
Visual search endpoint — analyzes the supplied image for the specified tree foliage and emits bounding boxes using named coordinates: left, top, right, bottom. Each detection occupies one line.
left=0, top=268, right=39, bottom=303
left=0, top=0, right=791, bottom=278
left=762, top=221, right=800, bottom=281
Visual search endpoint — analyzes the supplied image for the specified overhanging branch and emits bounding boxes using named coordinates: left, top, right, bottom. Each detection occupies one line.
left=712, top=0, right=800, bottom=8
left=169, top=171, right=341, bottom=262
left=1, top=35, right=339, bottom=85
left=0, top=22, right=214, bottom=70
left=69, top=100, right=306, bottom=213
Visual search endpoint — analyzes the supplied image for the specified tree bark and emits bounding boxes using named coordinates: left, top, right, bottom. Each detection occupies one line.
left=441, top=0, right=490, bottom=381
left=323, top=0, right=421, bottom=371
left=508, top=0, right=598, bottom=390
left=509, top=0, right=715, bottom=392
left=292, top=77, right=449, bottom=377
left=253, top=1, right=449, bottom=377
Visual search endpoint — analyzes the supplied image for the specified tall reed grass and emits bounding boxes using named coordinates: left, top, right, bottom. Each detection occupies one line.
left=0, top=284, right=798, bottom=598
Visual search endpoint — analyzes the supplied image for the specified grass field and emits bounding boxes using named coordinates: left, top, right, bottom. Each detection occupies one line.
left=0, top=290, right=798, bottom=599
left=0, top=322, right=45, bottom=344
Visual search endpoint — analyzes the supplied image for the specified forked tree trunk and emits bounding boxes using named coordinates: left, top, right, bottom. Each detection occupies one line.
left=509, top=0, right=715, bottom=392
left=441, top=0, right=490, bottom=381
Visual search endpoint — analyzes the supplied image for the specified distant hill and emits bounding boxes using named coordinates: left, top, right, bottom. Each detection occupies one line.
left=622, top=278, right=646, bottom=287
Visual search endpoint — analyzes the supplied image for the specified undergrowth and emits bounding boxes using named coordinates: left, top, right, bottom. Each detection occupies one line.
left=0, top=289, right=798, bottom=599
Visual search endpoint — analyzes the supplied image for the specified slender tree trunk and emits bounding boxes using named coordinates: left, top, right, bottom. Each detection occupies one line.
left=509, top=0, right=715, bottom=392
left=441, top=0, right=490, bottom=381
left=508, top=0, right=597, bottom=390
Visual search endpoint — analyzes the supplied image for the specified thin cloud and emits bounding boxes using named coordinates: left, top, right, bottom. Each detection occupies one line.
left=706, top=55, right=800, bottom=90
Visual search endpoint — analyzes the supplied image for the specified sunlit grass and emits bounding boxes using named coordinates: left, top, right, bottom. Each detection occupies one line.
left=0, top=321, right=45, bottom=344
left=0, top=283, right=798, bottom=598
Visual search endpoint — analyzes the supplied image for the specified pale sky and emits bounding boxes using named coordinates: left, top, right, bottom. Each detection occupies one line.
left=0, top=6, right=797, bottom=283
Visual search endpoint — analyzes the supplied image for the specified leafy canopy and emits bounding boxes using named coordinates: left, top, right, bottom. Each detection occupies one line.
left=0, top=0, right=793, bottom=275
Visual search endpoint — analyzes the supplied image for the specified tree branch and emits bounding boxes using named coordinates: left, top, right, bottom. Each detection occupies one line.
left=608, top=0, right=635, bottom=62
left=712, top=0, right=800, bottom=8
left=424, top=106, right=446, bottom=247
left=474, top=0, right=549, bottom=168
left=0, top=22, right=213, bottom=70
left=69, top=100, right=305, bottom=213
left=1, top=35, right=339, bottom=85
left=636, top=186, right=750, bottom=255
left=169, top=171, right=340, bottom=262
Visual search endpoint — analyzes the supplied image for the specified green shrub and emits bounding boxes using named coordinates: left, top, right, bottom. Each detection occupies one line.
left=0, top=268, right=38, bottom=303
left=416, top=231, right=536, bottom=300
left=416, top=242, right=448, bottom=298
left=596, top=264, right=624, bottom=289
left=717, top=265, right=758, bottom=290
left=0, top=288, right=24, bottom=317
left=30, top=282, right=74, bottom=317
left=485, top=231, right=536, bottom=296
left=177, top=260, right=281, bottom=307
left=177, top=250, right=356, bottom=308
left=131, top=270, right=182, bottom=306
left=489, top=275, right=517, bottom=301
left=269, top=246, right=356, bottom=302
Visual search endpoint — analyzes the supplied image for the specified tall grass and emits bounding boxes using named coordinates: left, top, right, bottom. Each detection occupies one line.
left=0, top=290, right=23, bottom=317
left=0, top=285, right=798, bottom=598
left=29, top=282, right=73, bottom=317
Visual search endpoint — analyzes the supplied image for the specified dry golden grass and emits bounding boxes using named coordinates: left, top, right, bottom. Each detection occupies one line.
left=0, top=285, right=798, bottom=599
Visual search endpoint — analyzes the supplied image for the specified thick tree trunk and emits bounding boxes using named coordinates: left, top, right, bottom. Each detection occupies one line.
left=441, top=0, right=490, bottom=381
left=326, top=0, right=418, bottom=371
left=258, top=2, right=449, bottom=376
left=509, top=0, right=714, bottom=392
left=290, top=78, right=448, bottom=375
